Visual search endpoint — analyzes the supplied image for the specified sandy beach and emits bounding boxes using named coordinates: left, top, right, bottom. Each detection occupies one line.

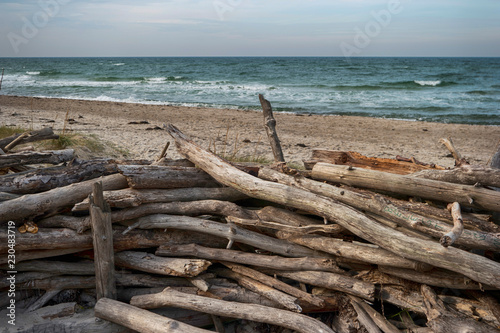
left=0, top=95, right=498, bottom=168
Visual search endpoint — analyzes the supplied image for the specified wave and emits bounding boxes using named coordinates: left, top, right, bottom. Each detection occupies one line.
left=414, top=80, right=441, bottom=87
left=112, top=63, right=125, bottom=66
left=26, top=71, right=40, bottom=75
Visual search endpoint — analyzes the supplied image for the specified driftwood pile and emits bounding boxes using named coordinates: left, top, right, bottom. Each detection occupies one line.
left=1, top=97, right=500, bottom=332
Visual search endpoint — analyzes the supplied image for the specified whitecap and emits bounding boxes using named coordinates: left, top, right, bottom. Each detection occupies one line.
left=414, top=80, right=441, bottom=86
left=113, top=63, right=125, bottom=66
left=26, top=71, right=40, bottom=75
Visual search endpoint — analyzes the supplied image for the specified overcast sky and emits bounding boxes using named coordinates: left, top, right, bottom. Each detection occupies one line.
left=1, top=0, right=499, bottom=57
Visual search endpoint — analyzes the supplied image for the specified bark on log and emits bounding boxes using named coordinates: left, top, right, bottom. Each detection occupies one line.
left=215, top=267, right=302, bottom=312
left=0, top=159, right=119, bottom=194
left=413, top=164, right=500, bottom=188
left=421, top=285, right=500, bottom=333
left=114, top=251, right=211, bottom=277
left=90, top=181, right=116, bottom=300
left=128, top=214, right=328, bottom=258
left=156, top=243, right=342, bottom=273
left=130, top=288, right=335, bottom=333
left=118, top=165, right=220, bottom=189
left=165, top=124, right=500, bottom=288
left=259, top=94, right=285, bottom=163
left=227, top=216, right=345, bottom=235
left=0, top=149, right=74, bottom=168
left=95, top=297, right=212, bottom=333
left=275, top=232, right=432, bottom=271
left=0, top=173, right=128, bottom=223
left=311, top=162, right=500, bottom=212
left=0, top=127, right=59, bottom=151
left=72, top=187, right=247, bottom=211
left=259, top=167, right=500, bottom=251
left=305, top=150, right=443, bottom=174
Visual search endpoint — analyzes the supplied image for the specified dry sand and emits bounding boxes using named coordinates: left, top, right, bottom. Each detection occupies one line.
left=1, top=95, right=499, bottom=168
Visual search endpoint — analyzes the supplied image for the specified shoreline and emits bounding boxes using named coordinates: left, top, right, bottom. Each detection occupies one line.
left=1, top=95, right=499, bottom=167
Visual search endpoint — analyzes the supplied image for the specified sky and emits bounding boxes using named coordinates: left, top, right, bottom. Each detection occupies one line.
left=0, top=0, right=499, bottom=57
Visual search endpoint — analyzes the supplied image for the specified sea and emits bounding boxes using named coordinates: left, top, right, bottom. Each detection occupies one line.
left=0, top=57, right=499, bottom=125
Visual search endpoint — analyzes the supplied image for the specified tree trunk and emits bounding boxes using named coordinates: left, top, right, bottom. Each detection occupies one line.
left=311, top=162, right=500, bottom=212
left=118, top=165, right=220, bottom=189
left=95, top=297, right=212, bottom=333
left=0, top=149, right=75, bottom=168
left=114, top=251, right=211, bottom=277
left=156, top=243, right=342, bottom=273
left=72, top=187, right=247, bottom=211
left=130, top=288, right=335, bottom=333
left=0, top=173, right=128, bottom=223
left=305, top=150, right=444, bottom=174
left=165, top=124, right=500, bottom=289
left=0, top=159, right=119, bottom=194
left=412, top=164, right=500, bottom=187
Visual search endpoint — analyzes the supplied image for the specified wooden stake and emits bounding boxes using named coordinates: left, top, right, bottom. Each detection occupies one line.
left=259, top=94, right=285, bottom=163
left=90, top=181, right=116, bottom=300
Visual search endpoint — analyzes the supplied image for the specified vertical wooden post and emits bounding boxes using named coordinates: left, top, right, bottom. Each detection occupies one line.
left=259, top=94, right=285, bottom=163
left=90, top=181, right=116, bottom=300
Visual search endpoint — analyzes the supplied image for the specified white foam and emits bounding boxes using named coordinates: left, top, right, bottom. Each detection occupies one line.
left=414, top=80, right=441, bottom=86
left=112, top=63, right=125, bottom=66
left=26, top=71, right=40, bottom=75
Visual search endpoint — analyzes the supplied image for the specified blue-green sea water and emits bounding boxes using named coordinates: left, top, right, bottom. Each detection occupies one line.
left=1, top=57, right=499, bottom=125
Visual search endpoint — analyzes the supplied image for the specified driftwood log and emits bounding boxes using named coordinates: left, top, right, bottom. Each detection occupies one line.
left=312, top=163, right=500, bottom=212
left=130, top=288, right=335, bottom=333
left=0, top=127, right=59, bottom=151
left=165, top=124, right=500, bottom=289
left=0, top=149, right=74, bottom=169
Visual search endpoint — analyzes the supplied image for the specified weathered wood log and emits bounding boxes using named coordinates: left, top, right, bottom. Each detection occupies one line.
left=130, top=288, right=335, bottom=333
left=227, top=216, right=345, bottom=235
left=0, top=248, right=92, bottom=265
left=127, top=214, right=330, bottom=258
left=311, top=162, right=500, bottom=212
left=0, top=159, right=119, bottom=194
left=118, top=165, right=220, bottom=189
left=413, top=164, right=500, bottom=188
left=270, top=270, right=376, bottom=301
left=40, top=199, right=255, bottom=233
left=114, top=251, right=211, bottom=277
left=215, top=267, right=302, bottom=312
left=0, top=173, right=128, bottom=223
left=440, top=137, right=467, bottom=166
left=90, top=181, right=116, bottom=300
left=0, top=260, right=94, bottom=275
left=165, top=124, right=500, bottom=288
left=221, top=262, right=324, bottom=308
left=348, top=297, right=383, bottom=333
left=378, top=266, right=493, bottom=290
left=0, top=227, right=227, bottom=253
left=421, top=285, right=500, bottom=333
left=259, top=94, right=285, bottom=163
left=304, top=150, right=443, bottom=174
left=440, top=202, right=464, bottom=247
left=156, top=243, right=342, bottom=273
left=275, top=232, right=432, bottom=271
left=349, top=296, right=400, bottom=333
left=0, top=127, right=59, bottom=151
left=0, top=149, right=74, bottom=168
left=72, top=187, right=248, bottom=211
left=491, top=141, right=500, bottom=169
left=95, top=297, right=212, bottom=333
left=256, top=205, right=329, bottom=227
left=258, top=168, right=500, bottom=251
